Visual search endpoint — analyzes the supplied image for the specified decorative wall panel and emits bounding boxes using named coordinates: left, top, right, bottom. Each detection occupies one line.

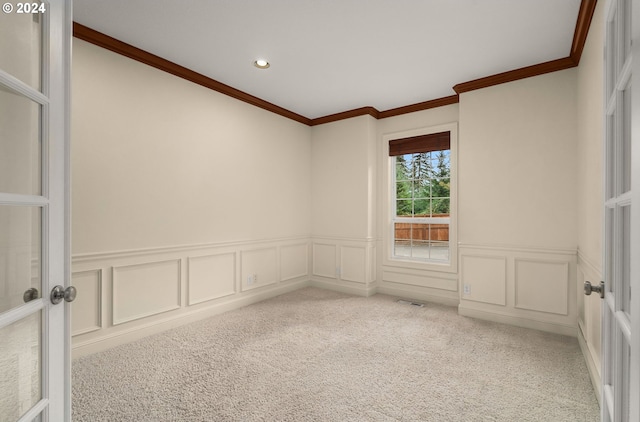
left=340, top=246, right=366, bottom=283
left=280, top=243, right=309, bottom=282
left=71, top=269, right=102, bottom=335
left=241, top=247, right=278, bottom=291
left=112, top=259, right=181, bottom=325
left=187, top=253, right=236, bottom=305
left=71, top=237, right=311, bottom=357
left=515, top=259, right=569, bottom=315
left=460, top=255, right=507, bottom=306
left=312, top=243, right=337, bottom=279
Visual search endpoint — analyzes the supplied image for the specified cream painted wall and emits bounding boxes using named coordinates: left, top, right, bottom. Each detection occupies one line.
left=72, top=39, right=311, bottom=254
left=377, top=105, right=460, bottom=135
left=456, top=70, right=580, bottom=336
left=71, top=39, right=313, bottom=355
left=458, top=70, right=578, bottom=249
left=577, top=2, right=604, bottom=268
left=310, top=115, right=377, bottom=239
left=309, top=116, right=378, bottom=295
left=71, top=16, right=606, bottom=355
left=576, top=0, right=604, bottom=399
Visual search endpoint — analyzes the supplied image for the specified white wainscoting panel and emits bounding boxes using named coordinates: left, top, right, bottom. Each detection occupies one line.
left=71, top=269, right=102, bottom=336
left=460, top=255, right=507, bottom=306
left=312, top=243, right=337, bottom=279
left=112, top=259, right=182, bottom=325
left=577, top=251, right=602, bottom=400
left=241, top=247, right=278, bottom=291
left=458, top=244, right=578, bottom=336
left=515, top=259, right=569, bottom=315
left=577, top=267, right=586, bottom=325
left=340, top=246, right=366, bottom=283
left=187, top=253, right=236, bottom=305
left=71, top=237, right=311, bottom=357
left=280, top=243, right=309, bottom=282
left=311, top=238, right=376, bottom=296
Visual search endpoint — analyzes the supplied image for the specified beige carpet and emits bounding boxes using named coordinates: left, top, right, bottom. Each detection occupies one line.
left=72, top=287, right=600, bottom=421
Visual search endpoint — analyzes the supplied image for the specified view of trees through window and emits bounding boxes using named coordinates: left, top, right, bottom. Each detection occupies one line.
left=395, top=150, right=450, bottom=216
left=393, top=149, right=450, bottom=262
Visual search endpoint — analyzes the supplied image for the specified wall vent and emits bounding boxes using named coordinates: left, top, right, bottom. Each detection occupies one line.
left=397, top=299, right=425, bottom=307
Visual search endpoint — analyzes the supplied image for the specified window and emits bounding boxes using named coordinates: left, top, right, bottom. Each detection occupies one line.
left=390, top=131, right=451, bottom=262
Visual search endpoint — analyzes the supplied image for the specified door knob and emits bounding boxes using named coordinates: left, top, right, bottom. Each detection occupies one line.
left=23, top=287, right=39, bottom=303
left=50, top=285, right=77, bottom=304
left=584, top=281, right=604, bottom=299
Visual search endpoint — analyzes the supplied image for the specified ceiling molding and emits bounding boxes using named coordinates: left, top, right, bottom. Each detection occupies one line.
left=570, top=0, right=598, bottom=63
left=309, top=107, right=380, bottom=126
left=452, top=57, right=577, bottom=94
left=378, top=95, right=460, bottom=120
left=72, top=23, right=312, bottom=126
left=454, top=0, right=597, bottom=95
left=307, top=95, right=461, bottom=126
left=73, top=0, right=596, bottom=126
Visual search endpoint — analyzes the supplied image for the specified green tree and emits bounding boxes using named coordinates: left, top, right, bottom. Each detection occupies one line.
left=431, top=150, right=450, bottom=215
left=412, top=152, right=432, bottom=216
left=395, top=155, right=412, bottom=216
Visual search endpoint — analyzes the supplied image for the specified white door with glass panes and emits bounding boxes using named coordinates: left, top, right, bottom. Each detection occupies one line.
left=0, top=1, right=72, bottom=421
left=596, top=0, right=640, bottom=420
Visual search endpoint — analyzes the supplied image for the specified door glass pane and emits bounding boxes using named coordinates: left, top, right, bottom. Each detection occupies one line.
left=0, top=310, right=42, bottom=421
left=605, top=311, right=615, bottom=387
left=621, top=0, right=631, bottom=64
left=0, top=86, right=42, bottom=195
left=620, top=332, right=630, bottom=422
left=621, top=205, right=630, bottom=315
left=605, top=207, right=615, bottom=293
left=606, top=17, right=616, bottom=98
left=0, top=6, right=43, bottom=90
left=606, top=114, right=616, bottom=200
left=0, top=206, right=41, bottom=313
left=622, top=84, right=631, bottom=194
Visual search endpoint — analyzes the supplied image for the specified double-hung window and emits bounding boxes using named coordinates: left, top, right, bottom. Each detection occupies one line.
left=389, top=131, right=451, bottom=263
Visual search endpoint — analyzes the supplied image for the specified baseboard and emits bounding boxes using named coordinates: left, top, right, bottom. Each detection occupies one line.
left=72, top=279, right=310, bottom=358
left=377, top=283, right=459, bottom=307
left=310, top=278, right=377, bottom=297
left=458, top=304, right=577, bottom=337
left=578, top=323, right=602, bottom=407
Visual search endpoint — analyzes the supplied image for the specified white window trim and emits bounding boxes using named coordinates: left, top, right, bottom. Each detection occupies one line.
left=382, top=122, right=458, bottom=274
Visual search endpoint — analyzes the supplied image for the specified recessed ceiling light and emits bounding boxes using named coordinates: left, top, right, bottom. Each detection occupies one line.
left=253, top=59, right=270, bottom=69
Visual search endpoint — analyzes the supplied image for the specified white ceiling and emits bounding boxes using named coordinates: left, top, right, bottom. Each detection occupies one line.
left=73, top=0, right=582, bottom=120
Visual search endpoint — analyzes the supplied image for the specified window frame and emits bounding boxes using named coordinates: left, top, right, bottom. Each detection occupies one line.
left=382, top=123, right=457, bottom=273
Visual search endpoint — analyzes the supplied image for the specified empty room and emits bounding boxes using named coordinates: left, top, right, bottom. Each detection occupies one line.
left=2, top=0, right=639, bottom=421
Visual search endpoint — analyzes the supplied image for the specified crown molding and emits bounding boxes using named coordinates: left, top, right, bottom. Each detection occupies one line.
left=309, top=107, right=380, bottom=126
left=454, top=0, right=597, bottom=95
left=307, top=95, right=461, bottom=126
left=72, top=0, right=597, bottom=126
left=570, top=0, right=598, bottom=64
left=452, top=57, right=577, bottom=94
left=72, top=23, right=312, bottom=126
left=378, top=95, right=460, bottom=119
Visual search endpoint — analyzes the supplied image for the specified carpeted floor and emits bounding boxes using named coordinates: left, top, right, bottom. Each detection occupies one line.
left=72, top=287, right=600, bottom=421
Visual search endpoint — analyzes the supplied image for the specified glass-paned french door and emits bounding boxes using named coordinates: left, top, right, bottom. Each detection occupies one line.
left=0, top=1, right=71, bottom=421
left=603, top=0, right=638, bottom=420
